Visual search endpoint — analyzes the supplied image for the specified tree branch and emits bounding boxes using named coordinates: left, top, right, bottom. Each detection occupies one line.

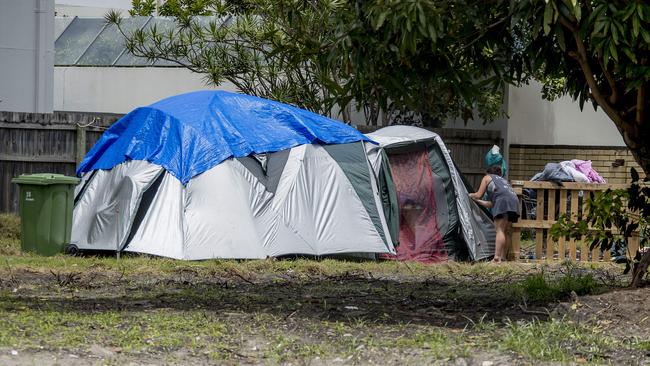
left=598, top=59, right=619, bottom=105
left=637, top=83, right=646, bottom=126
left=558, top=14, right=639, bottom=147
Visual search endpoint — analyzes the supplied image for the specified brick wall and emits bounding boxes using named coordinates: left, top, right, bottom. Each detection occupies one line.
left=509, top=145, right=645, bottom=184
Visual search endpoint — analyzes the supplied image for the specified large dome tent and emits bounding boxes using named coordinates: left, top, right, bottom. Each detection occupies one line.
left=366, top=125, right=496, bottom=262
left=71, top=90, right=396, bottom=259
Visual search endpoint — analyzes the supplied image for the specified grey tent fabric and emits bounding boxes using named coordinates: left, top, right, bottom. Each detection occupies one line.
left=376, top=151, right=400, bottom=245
left=236, top=149, right=290, bottom=194
left=72, top=160, right=164, bottom=251
left=366, top=126, right=496, bottom=261
left=323, top=142, right=390, bottom=249
left=426, top=143, right=468, bottom=260
left=72, top=143, right=396, bottom=259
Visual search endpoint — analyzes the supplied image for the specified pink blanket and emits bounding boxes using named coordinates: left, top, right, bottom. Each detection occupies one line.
left=571, top=160, right=606, bottom=183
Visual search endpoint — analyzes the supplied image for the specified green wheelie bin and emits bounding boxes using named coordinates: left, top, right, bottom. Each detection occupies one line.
left=12, top=173, right=80, bottom=256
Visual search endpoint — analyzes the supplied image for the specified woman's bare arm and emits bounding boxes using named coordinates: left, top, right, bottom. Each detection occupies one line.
left=469, top=175, right=492, bottom=199
left=471, top=197, right=493, bottom=209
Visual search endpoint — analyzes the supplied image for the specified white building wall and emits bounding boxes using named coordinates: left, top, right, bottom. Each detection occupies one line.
left=55, top=0, right=131, bottom=17
left=0, top=0, right=54, bottom=113
left=54, top=67, right=236, bottom=113
left=507, top=80, right=624, bottom=146
left=53, top=67, right=627, bottom=150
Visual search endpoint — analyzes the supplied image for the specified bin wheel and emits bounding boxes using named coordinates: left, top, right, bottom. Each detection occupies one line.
left=64, top=244, right=79, bottom=256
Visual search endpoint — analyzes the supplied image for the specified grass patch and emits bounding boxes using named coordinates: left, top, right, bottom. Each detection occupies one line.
left=0, top=223, right=633, bottom=365
left=518, top=265, right=602, bottom=304
left=0, top=213, right=20, bottom=240
left=633, top=339, right=650, bottom=351
left=501, top=318, right=616, bottom=363
left=0, top=213, right=20, bottom=256
left=0, top=254, right=537, bottom=280
left=392, top=329, right=470, bottom=359
left=0, top=305, right=235, bottom=358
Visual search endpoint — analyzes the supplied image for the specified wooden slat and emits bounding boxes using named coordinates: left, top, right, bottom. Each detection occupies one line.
left=511, top=180, right=629, bottom=191
left=579, top=192, right=590, bottom=261
left=0, top=122, right=105, bottom=132
left=547, top=190, right=556, bottom=260
left=75, top=124, right=87, bottom=166
left=0, top=154, right=76, bottom=163
left=558, top=190, right=567, bottom=261
left=569, top=190, right=579, bottom=261
left=535, top=188, right=545, bottom=260
left=591, top=246, right=600, bottom=262
left=589, top=190, right=600, bottom=261
left=536, top=189, right=545, bottom=221
left=505, top=225, right=512, bottom=261
left=603, top=248, right=611, bottom=261
left=512, top=220, right=555, bottom=229
left=535, top=228, right=543, bottom=260
left=628, top=235, right=640, bottom=260
left=511, top=227, right=521, bottom=261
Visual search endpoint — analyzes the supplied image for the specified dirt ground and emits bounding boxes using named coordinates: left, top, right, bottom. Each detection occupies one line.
left=553, top=286, right=650, bottom=364
left=0, top=258, right=647, bottom=365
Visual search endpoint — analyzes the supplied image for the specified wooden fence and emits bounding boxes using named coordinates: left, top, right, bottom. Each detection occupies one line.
left=0, top=111, right=121, bottom=212
left=1, top=112, right=501, bottom=213
left=508, top=180, right=640, bottom=262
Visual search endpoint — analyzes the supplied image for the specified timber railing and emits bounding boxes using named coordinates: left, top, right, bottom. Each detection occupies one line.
left=508, top=180, right=640, bottom=263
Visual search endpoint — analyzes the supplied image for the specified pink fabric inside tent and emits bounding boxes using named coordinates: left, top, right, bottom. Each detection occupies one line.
left=384, top=149, right=447, bottom=263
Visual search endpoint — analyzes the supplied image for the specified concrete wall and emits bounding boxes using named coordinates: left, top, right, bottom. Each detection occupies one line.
left=507, top=80, right=624, bottom=146
left=0, top=0, right=54, bottom=113
left=54, top=67, right=236, bottom=113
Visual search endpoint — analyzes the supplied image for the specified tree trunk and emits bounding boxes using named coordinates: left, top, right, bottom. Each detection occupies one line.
left=631, top=250, right=650, bottom=288
left=626, top=127, right=650, bottom=177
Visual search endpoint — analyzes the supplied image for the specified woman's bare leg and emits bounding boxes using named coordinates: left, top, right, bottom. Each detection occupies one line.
left=494, top=217, right=508, bottom=262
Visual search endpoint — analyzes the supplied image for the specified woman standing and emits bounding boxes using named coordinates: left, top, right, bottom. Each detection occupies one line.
left=469, top=165, right=520, bottom=262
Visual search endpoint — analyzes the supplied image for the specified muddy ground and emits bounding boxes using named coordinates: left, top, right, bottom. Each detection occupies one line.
left=0, top=259, right=648, bottom=365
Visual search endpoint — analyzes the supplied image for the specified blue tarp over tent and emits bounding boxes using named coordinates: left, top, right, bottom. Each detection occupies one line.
left=77, top=90, right=371, bottom=184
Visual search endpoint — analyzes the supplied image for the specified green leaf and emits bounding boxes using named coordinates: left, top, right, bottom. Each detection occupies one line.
left=609, top=41, right=619, bottom=61
left=592, top=19, right=607, bottom=36
left=543, top=3, right=554, bottom=35
left=623, top=4, right=637, bottom=21
left=638, top=4, right=646, bottom=21
left=611, top=23, right=619, bottom=44
left=375, top=11, right=388, bottom=30
left=641, top=29, right=650, bottom=44
left=633, top=15, right=641, bottom=38
left=427, top=24, right=437, bottom=40
left=622, top=47, right=638, bottom=63
left=556, top=27, right=566, bottom=51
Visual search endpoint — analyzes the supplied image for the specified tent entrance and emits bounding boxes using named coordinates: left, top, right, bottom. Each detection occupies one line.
left=386, top=148, right=447, bottom=263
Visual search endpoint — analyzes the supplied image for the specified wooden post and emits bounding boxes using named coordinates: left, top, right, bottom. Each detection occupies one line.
left=558, top=190, right=567, bottom=261
left=547, top=190, right=556, bottom=261
left=628, top=233, right=640, bottom=261
left=535, top=188, right=544, bottom=260
left=569, top=190, right=579, bottom=261
left=75, top=124, right=87, bottom=167
left=509, top=180, right=524, bottom=261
